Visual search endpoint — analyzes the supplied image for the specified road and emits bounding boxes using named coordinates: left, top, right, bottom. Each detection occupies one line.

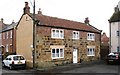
left=1, top=60, right=120, bottom=75
left=61, top=63, right=119, bottom=73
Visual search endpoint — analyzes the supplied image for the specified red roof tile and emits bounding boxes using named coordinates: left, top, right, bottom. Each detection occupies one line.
left=34, top=14, right=101, bottom=33
left=101, top=33, right=109, bottom=42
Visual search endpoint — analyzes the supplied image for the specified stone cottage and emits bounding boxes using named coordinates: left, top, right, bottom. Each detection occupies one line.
left=16, top=2, right=101, bottom=68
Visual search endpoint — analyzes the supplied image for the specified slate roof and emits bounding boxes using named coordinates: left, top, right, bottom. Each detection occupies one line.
left=109, top=11, right=120, bottom=23
left=2, top=22, right=17, bottom=32
left=33, top=14, right=101, bottom=33
left=0, top=21, right=17, bottom=32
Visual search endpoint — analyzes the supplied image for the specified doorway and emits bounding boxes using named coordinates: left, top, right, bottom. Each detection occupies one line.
left=73, top=49, right=78, bottom=63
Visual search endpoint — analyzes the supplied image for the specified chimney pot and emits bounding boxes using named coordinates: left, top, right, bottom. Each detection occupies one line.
left=23, top=2, right=30, bottom=14
left=38, top=8, right=42, bottom=15
left=114, top=5, right=119, bottom=13
left=25, top=2, right=28, bottom=6
left=84, top=17, right=89, bottom=25
left=1, top=18, right=4, bottom=23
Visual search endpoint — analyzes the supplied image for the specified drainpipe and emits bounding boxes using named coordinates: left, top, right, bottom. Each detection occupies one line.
left=108, top=20, right=111, bottom=53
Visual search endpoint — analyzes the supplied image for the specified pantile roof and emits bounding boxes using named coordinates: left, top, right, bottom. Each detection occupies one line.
left=33, top=14, right=101, bottom=33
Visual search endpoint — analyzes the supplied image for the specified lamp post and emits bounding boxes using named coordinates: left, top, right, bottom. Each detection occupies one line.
left=33, top=0, right=36, bottom=69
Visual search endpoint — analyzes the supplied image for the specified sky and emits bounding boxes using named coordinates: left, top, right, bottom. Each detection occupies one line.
left=0, top=0, right=120, bottom=36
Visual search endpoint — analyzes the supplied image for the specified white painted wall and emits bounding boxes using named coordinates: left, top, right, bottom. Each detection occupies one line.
left=111, top=22, right=119, bottom=52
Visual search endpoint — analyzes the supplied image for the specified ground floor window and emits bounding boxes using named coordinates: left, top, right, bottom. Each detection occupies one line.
left=87, top=46, right=95, bottom=56
left=6, top=44, right=9, bottom=52
left=51, top=48, right=64, bottom=59
left=117, top=46, right=120, bottom=52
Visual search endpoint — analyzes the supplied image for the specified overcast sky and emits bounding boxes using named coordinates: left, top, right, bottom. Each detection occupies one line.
left=0, top=0, right=119, bottom=36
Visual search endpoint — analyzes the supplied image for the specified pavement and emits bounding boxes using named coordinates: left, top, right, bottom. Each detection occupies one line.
left=33, top=60, right=104, bottom=73
left=0, top=59, right=2, bottom=75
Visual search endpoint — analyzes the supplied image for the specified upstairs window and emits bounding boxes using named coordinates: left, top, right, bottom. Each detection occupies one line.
left=3, top=33, right=5, bottom=39
left=87, top=33, right=95, bottom=41
left=6, top=32, right=8, bottom=39
left=10, top=30, right=12, bottom=38
left=73, top=31, right=79, bottom=39
left=51, top=29, right=64, bottom=39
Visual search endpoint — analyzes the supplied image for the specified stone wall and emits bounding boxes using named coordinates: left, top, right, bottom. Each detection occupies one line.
left=36, top=26, right=100, bottom=68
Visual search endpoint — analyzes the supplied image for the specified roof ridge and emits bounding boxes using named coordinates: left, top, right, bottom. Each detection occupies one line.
left=36, top=14, right=85, bottom=25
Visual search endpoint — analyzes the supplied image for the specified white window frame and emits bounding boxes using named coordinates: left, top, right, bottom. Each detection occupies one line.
left=6, top=32, right=8, bottom=39
left=51, top=29, right=64, bottom=39
left=51, top=47, right=64, bottom=59
left=6, top=44, right=9, bottom=52
left=10, top=30, right=12, bottom=38
left=87, top=46, right=95, bottom=56
left=72, top=31, right=79, bottom=39
left=87, top=33, right=95, bottom=41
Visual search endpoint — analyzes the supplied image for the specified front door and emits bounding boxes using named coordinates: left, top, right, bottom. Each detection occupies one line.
left=73, top=49, right=77, bottom=63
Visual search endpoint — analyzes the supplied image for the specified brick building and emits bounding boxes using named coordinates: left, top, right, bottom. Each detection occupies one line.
left=100, top=33, right=109, bottom=60
left=16, top=2, right=102, bottom=68
left=0, top=19, right=17, bottom=59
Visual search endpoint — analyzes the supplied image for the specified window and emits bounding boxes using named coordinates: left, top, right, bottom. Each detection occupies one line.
left=87, top=46, right=95, bottom=56
left=13, top=56, right=25, bottom=60
left=51, top=48, right=64, bottom=59
left=6, top=32, right=8, bottom=39
left=6, top=44, right=9, bottom=52
left=51, top=29, right=64, bottom=39
left=117, top=31, right=120, bottom=36
left=10, top=31, right=12, bottom=38
left=3, top=33, right=5, bottom=39
left=87, top=33, right=95, bottom=40
left=117, top=46, right=120, bottom=52
left=73, top=31, right=79, bottom=39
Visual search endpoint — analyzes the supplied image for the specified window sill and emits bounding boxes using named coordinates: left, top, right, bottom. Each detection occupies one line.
left=52, top=57, right=64, bottom=59
left=87, top=55, right=95, bottom=56
left=51, top=37, right=64, bottom=39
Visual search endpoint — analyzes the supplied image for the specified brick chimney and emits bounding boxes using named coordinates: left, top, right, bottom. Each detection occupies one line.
left=84, top=17, right=90, bottom=25
left=38, top=8, right=42, bottom=15
left=114, top=5, right=119, bottom=13
left=23, top=2, right=30, bottom=14
left=1, top=18, right=4, bottom=23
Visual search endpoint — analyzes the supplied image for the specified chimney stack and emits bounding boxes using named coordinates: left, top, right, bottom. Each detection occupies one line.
left=114, top=5, right=119, bottom=13
left=1, top=18, right=4, bottom=23
left=23, top=2, right=30, bottom=14
left=38, top=8, right=42, bottom=15
left=84, top=17, right=90, bottom=25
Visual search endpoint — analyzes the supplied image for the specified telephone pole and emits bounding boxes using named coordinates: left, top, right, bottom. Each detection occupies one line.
left=33, top=0, right=36, bottom=69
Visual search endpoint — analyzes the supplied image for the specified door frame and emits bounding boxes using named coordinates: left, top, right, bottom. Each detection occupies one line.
left=73, top=48, right=78, bottom=63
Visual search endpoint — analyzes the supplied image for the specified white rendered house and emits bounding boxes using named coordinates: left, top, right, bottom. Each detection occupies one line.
left=109, top=2, right=120, bottom=52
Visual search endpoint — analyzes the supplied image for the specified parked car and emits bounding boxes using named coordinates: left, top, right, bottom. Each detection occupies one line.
left=2, top=55, right=26, bottom=69
left=105, top=52, right=120, bottom=64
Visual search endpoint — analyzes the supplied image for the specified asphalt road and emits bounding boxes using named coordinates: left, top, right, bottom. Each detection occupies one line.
left=1, top=60, right=120, bottom=75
